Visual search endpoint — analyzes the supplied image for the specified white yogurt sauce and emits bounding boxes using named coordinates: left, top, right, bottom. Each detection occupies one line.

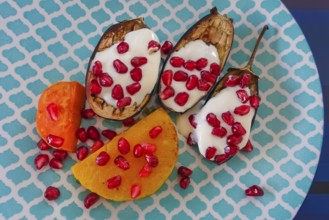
left=92, top=28, right=161, bottom=107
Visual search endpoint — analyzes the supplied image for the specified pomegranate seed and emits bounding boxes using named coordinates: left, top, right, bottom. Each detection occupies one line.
left=201, top=70, right=216, bottom=84
left=148, top=40, right=160, bottom=53
left=177, top=166, right=192, bottom=177
left=46, top=134, right=64, bottom=148
left=225, top=75, right=240, bottom=87
left=236, top=89, right=249, bottom=103
left=222, top=111, right=234, bottom=125
left=34, top=154, right=49, bottom=170
left=122, top=117, right=135, bottom=127
left=160, top=86, right=175, bottom=100
left=214, top=154, right=229, bottom=164
left=173, top=70, right=188, bottom=81
left=161, top=70, right=173, bottom=86
left=224, top=145, right=239, bottom=156
left=99, top=73, right=113, bottom=87
left=107, top=175, right=122, bottom=189
left=133, top=144, right=144, bottom=158
left=161, top=40, right=173, bottom=55
left=92, top=61, right=102, bottom=76
left=234, top=105, right=250, bottom=116
left=112, top=84, right=124, bottom=100
left=188, top=114, right=197, bottom=128
left=102, top=129, right=117, bottom=140
left=118, top=137, right=130, bottom=154
left=249, top=95, right=260, bottom=109
left=186, top=75, right=198, bottom=90
left=37, top=139, right=50, bottom=150
left=90, top=79, right=102, bottom=95
left=130, top=184, right=141, bottom=199
left=196, top=58, right=208, bottom=70
left=116, top=41, right=129, bottom=54
left=126, top=82, right=141, bottom=95
left=179, top=176, right=190, bottom=189
left=84, top=192, right=99, bottom=209
left=91, top=140, right=104, bottom=153
left=149, top=126, right=162, bottom=139
left=197, top=79, right=211, bottom=91
left=242, top=140, right=253, bottom=152
left=205, top=147, right=217, bottom=159
left=117, top=97, right=132, bottom=108
left=130, top=68, right=142, bottom=81
left=184, top=60, right=196, bottom=70
left=131, top=57, right=147, bottom=67
left=245, top=185, right=264, bottom=196
left=44, top=186, right=60, bottom=201
left=232, top=122, right=246, bottom=136
left=206, top=113, right=221, bottom=127
left=114, top=155, right=130, bottom=170
left=87, top=126, right=100, bottom=141
left=226, top=134, right=242, bottom=146
left=49, top=158, right=63, bottom=169
left=145, top=154, right=159, bottom=167
left=187, top=133, right=196, bottom=146
left=95, top=151, right=110, bottom=166
left=113, top=59, right=128, bottom=73
left=76, top=127, right=88, bottom=142
left=53, top=149, right=67, bottom=161
left=139, top=163, right=152, bottom=177
left=240, top=73, right=251, bottom=88
left=212, top=127, right=227, bottom=138
left=81, top=108, right=96, bottom=119
left=170, top=56, right=184, bottom=67
left=76, top=146, right=89, bottom=161
left=210, top=63, right=221, bottom=76
left=141, top=143, right=157, bottom=154
left=47, top=103, right=59, bottom=121
left=174, top=92, right=189, bottom=106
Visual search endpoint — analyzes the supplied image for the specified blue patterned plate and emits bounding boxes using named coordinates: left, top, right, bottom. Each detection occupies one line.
left=0, top=0, right=323, bottom=219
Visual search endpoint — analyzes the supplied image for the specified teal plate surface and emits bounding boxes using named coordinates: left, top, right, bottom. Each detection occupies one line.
left=0, top=0, right=324, bottom=219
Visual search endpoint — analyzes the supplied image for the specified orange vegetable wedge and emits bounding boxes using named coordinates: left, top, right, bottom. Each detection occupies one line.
left=71, top=108, right=178, bottom=201
left=36, top=81, right=85, bottom=152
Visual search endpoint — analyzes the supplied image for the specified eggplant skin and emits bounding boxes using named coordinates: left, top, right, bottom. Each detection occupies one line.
left=85, top=18, right=153, bottom=121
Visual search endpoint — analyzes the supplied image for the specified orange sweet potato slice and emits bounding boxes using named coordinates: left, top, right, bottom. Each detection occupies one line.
left=71, top=108, right=178, bottom=201
left=36, top=81, right=85, bottom=152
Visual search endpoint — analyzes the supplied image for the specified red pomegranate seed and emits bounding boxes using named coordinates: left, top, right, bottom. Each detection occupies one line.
left=149, top=126, right=162, bottom=139
left=224, top=145, right=239, bottom=156
left=34, top=154, right=49, bottom=170
left=131, top=57, right=147, bottom=67
left=141, top=143, right=157, bottom=154
left=122, top=117, right=135, bottom=127
left=99, top=73, right=113, bottom=87
left=107, top=175, right=122, bottom=189
left=117, top=41, right=129, bottom=54
left=205, top=146, right=217, bottom=159
left=92, top=61, right=102, bottom=76
left=196, top=58, right=208, bottom=70
left=241, top=140, right=253, bottom=152
left=245, top=185, right=264, bottom=196
left=178, top=166, right=193, bottom=177
left=49, top=158, right=63, bottom=169
left=113, top=59, right=128, bottom=73
left=130, top=68, right=142, bottom=81
left=91, top=140, right=104, bottom=153
left=37, top=139, right=50, bottom=150
left=174, top=92, right=189, bottom=106
left=234, top=105, right=250, bottom=116
left=84, top=192, right=99, bottom=209
left=126, top=82, right=141, bottom=95
left=148, top=40, right=160, bottom=53
left=118, top=137, right=130, bottom=154
left=187, top=133, right=196, bottom=146
left=161, top=70, right=173, bottom=86
left=214, top=154, right=229, bottom=164
left=201, top=70, right=216, bottom=84
left=170, top=56, right=184, bottom=67
left=197, top=79, right=211, bottom=91
left=87, top=126, right=100, bottom=141
left=184, top=60, right=196, bottom=70
left=145, top=154, right=159, bottom=167
left=225, top=75, right=240, bottom=87
left=76, top=146, right=89, bottom=161
left=249, top=95, right=260, bottom=109
left=222, top=111, right=234, bottom=125
left=112, top=84, right=124, bottom=100
left=206, top=113, right=221, bottom=127
left=95, top=151, right=110, bottom=166
left=210, top=63, right=221, bottom=76
left=226, top=134, right=243, bottom=146
left=102, top=129, right=117, bottom=140
left=179, top=176, right=190, bottom=189
left=232, top=122, right=246, bottom=136
left=188, top=114, right=197, bottom=128
left=186, top=75, right=198, bottom=90
left=139, top=163, right=152, bottom=177
left=76, top=127, right=88, bottom=142
left=46, top=134, right=64, bottom=148
left=117, top=97, right=132, bottom=108
left=81, top=108, right=96, bottom=119
left=130, top=184, right=141, bottom=199
left=240, top=73, right=251, bottom=88
left=47, top=103, right=59, bottom=121
left=173, top=70, right=188, bottom=81
left=211, top=127, right=227, bottom=138
left=114, top=155, right=130, bottom=170
left=90, top=79, right=102, bottom=95
left=53, top=149, right=67, bottom=161
left=161, top=40, right=173, bottom=55
left=44, top=186, right=60, bottom=201
left=160, top=86, right=175, bottom=100
left=133, top=144, right=144, bottom=158
left=236, top=89, right=249, bottom=103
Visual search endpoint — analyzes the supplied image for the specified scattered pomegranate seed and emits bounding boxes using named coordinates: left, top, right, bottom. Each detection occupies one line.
left=149, top=126, right=162, bottom=139
left=184, top=60, right=196, bottom=70
left=241, top=140, right=253, bottom=152
left=112, top=84, right=124, bottom=100
left=117, top=137, right=130, bottom=154
left=173, top=70, right=188, bottom=81
left=34, top=154, right=49, bottom=170
left=46, top=103, right=59, bottom=121
left=161, top=40, right=173, bottom=55
left=133, top=144, right=144, bottom=158
left=160, top=86, right=175, bottom=100
left=212, top=127, right=227, bottom=138
left=87, top=126, right=100, bottom=141
left=130, top=68, right=142, bottom=81
left=53, top=149, right=67, bottom=161
left=232, top=122, right=247, bottom=136
left=90, top=140, right=104, bottom=153
left=240, top=73, right=251, bottom=88
left=116, top=41, right=129, bottom=54
left=141, top=143, right=156, bottom=154
left=101, top=129, right=117, bottom=140
left=249, top=95, right=260, bottom=109
left=117, top=97, right=132, bottom=108
left=84, top=192, right=99, bottom=209
left=92, top=61, right=102, bottom=76
left=130, top=184, right=141, bottom=199
left=126, top=82, right=141, bottom=95
left=214, top=154, right=229, bottom=164
left=186, top=75, right=198, bottom=90
left=197, top=79, right=211, bottom=91
left=49, top=158, right=63, bottom=169
left=205, top=146, right=217, bottom=159
left=145, top=154, right=159, bottom=167
left=177, top=166, right=192, bottom=177
left=81, top=108, right=96, bottom=119
left=148, top=40, right=160, bottom=53
left=46, top=134, right=64, bottom=148
left=196, top=58, right=208, bottom=70
left=179, top=176, right=190, bottom=189
left=107, top=175, right=122, bottom=189
left=76, top=146, right=89, bottom=161
left=187, top=133, right=196, bottom=146
left=113, top=59, right=128, bottom=73
left=76, top=127, right=88, bottom=142
left=245, top=185, right=264, bottom=196
left=161, top=70, right=173, bottom=86
left=234, top=105, right=250, bottom=116
left=170, top=56, right=184, bottom=67
left=224, top=145, right=239, bottom=156
left=37, top=139, right=50, bottom=150
left=222, top=111, right=234, bottom=125
left=122, top=117, right=135, bottom=127
left=90, top=79, right=102, bottom=95
left=210, top=63, right=221, bottom=76
left=99, top=73, right=113, bottom=87
left=95, top=151, right=110, bottom=166
left=139, top=163, right=152, bottom=177
left=188, top=114, right=197, bottom=128
left=44, top=186, right=60, bottom=201
left=114, top=155, right=130, bottom=170
left=227, top=134, right=243, bottom=146
left=174, top=92, right=189, bottom=106
left=225, top=75, right=240, bottom=87
left=131, top=56, right=147, bottom=67
left=236, top=89, right=249, bottom=103
left=206, top=113, right=221, bottom=127
left=201, top=70, right=216, bottom=84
